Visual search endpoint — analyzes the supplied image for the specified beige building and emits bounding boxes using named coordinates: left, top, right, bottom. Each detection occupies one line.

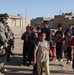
left=54, top=12, right=74, bottom=28
left=8, top=14, right=31, bottom=27
left=31, top=12, right=74, bottom=29
left=31, top=17, right=52, bottom=28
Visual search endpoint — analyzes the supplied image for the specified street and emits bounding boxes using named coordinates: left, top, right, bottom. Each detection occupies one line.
left=4, top=27, right=74, bottom=75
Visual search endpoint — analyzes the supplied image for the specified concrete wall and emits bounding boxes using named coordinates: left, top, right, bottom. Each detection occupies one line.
left=31, top=17, right=51, bottom=28
left=31, top=12, right=74, bottom=29
left=54, top=15, right=74, bottom=28
left=8, top=14, right=31, bottom=27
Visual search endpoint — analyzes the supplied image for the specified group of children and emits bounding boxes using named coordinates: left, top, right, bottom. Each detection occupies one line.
left=51, top=25, right=74, bottom=66
left=50, top=25, right=74, bottom=65
left=21, top=24, right=74, bottom=75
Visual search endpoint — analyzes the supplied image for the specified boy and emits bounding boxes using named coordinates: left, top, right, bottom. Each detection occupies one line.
left=60, top=31, right=73, bottom=65
left=67, top=37, right=74, bottom=69
left=37, top=27, right=41, bottom=37
left=55, top=25, right=63, bottom=61
left=33, top=32, right=41, bottom=75
left=31, top=28, right=37, bottom=61
left=21, top=26, right=32, bottom=66
left=50, top=30, right=55, bottom=60
left=34, top=32, right=50, bottom=75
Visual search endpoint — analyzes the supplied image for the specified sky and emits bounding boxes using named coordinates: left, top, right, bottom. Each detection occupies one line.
left=0, top=0, right=74, bottom=18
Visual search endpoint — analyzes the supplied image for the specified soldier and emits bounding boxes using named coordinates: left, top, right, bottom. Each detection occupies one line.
left=4, top=21, right=14, bottom=62
left=0, top=13, right=9, bottom=75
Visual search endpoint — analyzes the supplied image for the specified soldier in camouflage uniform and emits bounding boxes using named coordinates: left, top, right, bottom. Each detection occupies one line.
left=5, top=22, right=14, bottom=62
left=0, top=13, right=9, bottom=75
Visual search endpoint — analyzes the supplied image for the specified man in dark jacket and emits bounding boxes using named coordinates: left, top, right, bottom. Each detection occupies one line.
left=41, top=21, right=50, bottom=41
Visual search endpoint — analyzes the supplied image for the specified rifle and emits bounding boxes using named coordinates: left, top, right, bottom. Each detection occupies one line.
left=10, top=51, right=17, bottom=60
left=6, top=43, right=17, bottom=61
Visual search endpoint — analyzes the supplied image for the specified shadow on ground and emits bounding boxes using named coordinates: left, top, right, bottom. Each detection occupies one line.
left=4, top=53, right=33, bottom=75
left=4, top=53, right=74, bottom=75
left=4, top=66, right=33, bottom=75
left=50, top=70, right=74, bottom=74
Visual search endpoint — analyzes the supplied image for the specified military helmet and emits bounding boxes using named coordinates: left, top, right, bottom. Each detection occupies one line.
left=0, top=13, right=9, bottom=19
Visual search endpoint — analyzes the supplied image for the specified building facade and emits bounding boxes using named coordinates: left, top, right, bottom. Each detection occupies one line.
left=7, top=12, right=74, bottom=29
left=8, top=14, right=31, bottom=27
left=54, top=12, right=74, bottom=28
left=31, top=17, right=52, bottom=28
left=31, top=12, right=74, bottom=29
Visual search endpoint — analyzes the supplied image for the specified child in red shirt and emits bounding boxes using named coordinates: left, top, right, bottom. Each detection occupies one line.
left=50, top=30, right=55, bottom=60
left=60, top=31, right=73, bottom=65
left=68, top=37, right=74, bottom=69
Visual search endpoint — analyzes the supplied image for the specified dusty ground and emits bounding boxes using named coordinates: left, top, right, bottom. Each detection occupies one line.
left=3, top=27, right=74, bottom=75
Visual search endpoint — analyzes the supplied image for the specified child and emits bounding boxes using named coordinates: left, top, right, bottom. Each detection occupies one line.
left=33, top=32, right=41, bottom=75
left=67, top=37, right=74, bottom=69
left=60, top=31, right=73, bottom=65
left=50, top=30, right=55, bottom=60
left=55, top=25, right=63, bottom=61
left=21, top=26, right=32, bottom=66
left=31, top=28, right=37, bottom=61
left=23, top=34, right=32, bottom=65
left=34, top=32, right=50, bottom=75
left=37, top=27, right=41, bottom=32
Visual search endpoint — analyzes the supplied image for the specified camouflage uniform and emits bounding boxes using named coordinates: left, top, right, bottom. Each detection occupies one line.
left=3, top=23, right=13, bottom=62
left=0, top=13, right=11, bottom=73
left=0, top=22, right=7, bottom=70
left=4, top=24, right=13, bottom=41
